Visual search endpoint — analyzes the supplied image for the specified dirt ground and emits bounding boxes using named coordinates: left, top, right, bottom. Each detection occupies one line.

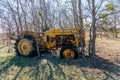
left=96, top=37, right=120, bottom=65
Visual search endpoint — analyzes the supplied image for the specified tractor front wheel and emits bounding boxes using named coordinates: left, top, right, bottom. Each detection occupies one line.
left=60, top=47, right=78, bottom=59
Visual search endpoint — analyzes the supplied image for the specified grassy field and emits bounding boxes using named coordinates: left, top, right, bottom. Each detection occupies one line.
left=0, top=37, right=120, bottom=80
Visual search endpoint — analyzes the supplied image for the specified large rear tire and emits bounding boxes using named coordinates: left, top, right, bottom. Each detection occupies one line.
left=14, top=34, right=37, bottom=57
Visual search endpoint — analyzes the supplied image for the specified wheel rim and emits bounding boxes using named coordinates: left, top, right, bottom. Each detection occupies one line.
left=63, top=49, right=75, bottom=58
left=18, top=39, right=32, bottom=56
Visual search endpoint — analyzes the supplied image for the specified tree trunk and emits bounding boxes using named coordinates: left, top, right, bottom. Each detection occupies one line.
left=78, top=0, right=84, bottom=56
left=71, top=0, right=78, bottom=27
left=17, top=0, right=23, bottom=32
left=89, top=27, right=92, bottom=55
left=114, top=12, right=118, bottom=38
left=91, top=0, right=96, bottom=56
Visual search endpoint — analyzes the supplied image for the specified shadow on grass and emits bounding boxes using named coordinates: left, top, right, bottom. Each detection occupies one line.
left=46, top=55, right=120, bottom=80
left=79, top=56, right=120, bottom=80
left=0, top=54, right=119, bottom=80
left=0, top=56, right=41, bottom=79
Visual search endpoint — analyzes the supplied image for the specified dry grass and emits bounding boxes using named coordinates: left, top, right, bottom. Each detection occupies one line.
left=0, top=36, right=120, bottom=80
left=0, top=45, right=14, bottom=57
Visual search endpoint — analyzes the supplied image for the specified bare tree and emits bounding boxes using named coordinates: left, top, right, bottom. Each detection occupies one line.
left=85, top=0, right=106, bottom=56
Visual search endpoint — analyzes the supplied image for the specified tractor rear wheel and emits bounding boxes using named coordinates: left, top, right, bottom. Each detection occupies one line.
left=60, top=47, right=78, bottom=59
left=14, top=34, right=37, bottom=57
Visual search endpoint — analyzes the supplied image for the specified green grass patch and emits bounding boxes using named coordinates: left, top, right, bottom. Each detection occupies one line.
left=0, top=56, right=85, bottom=80
left=0, top=55, right=119, bottom=80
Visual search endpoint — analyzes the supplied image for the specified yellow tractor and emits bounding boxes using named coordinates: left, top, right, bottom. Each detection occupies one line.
left=14, top=27, right=85, bottom=58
